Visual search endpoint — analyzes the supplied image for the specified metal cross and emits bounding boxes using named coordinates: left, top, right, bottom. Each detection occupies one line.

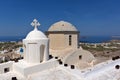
left=31, top=19, right=40, bottom=30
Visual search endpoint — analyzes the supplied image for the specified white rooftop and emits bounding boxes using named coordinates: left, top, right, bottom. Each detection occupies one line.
left=1, top=59, right=120, bottom=80
left=25, top=19, right=47, bottom=40
left=0, top=60, right=120, bottom=80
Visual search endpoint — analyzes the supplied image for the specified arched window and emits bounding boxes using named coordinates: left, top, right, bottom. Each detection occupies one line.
left=69, top=35, right=72, bottom=46
left=4, top=67, right=9, bottom=73
left=40, top=45, right=45, bottom=62
left=79, top=55, right=82, bottom=60
left=23, top=44, right=26, bottom=48
left=23, top=44, right=26, bottom=59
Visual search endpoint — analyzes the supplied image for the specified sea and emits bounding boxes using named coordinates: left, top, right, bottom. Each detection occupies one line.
left=80, top=36, right=120, bottom=43
left=0, top=36, right=25, bottom=42
left=0, top=36, right=120, bottom=43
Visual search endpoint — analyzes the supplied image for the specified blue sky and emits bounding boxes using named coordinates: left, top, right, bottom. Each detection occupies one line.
left=0, top=0, right=120, bottom=36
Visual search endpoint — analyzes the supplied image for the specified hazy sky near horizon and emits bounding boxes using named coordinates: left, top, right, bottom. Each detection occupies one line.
left=0, top=0, right=120, bottom=36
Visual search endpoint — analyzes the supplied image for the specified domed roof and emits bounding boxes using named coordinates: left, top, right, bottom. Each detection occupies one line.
left=64, top=49, right=95, bottom=64
left=26, top=29, right=47, bottom=40
left=48, top=21, right=78, bottom=31
left=25, top=19, right=47, bottom=40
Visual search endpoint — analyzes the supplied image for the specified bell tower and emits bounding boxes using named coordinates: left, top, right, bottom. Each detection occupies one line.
left=23, top=19, right=49, bottom=64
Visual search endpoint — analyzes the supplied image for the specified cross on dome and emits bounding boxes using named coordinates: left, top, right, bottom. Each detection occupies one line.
left=31, top=19, right=40, bottom=30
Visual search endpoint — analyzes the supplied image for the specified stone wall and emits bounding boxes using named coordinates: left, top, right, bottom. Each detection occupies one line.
left=48, top=33, right=78, bottom=50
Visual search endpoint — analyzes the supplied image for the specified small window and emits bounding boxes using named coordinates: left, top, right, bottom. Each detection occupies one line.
left=71, top=65, right=75, bottom=69
left=69, top=35, right=72, bottom=46
left=62, top=24, right=64, bottom=26
left=79, top=55, right=82, bottom=60
left=12, top=77, right=17, bottom=80
left=4, top=67, right=9, bottom=73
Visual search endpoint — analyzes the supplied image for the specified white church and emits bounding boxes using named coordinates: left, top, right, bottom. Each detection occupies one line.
left=0, top=19, right=120, bottom=80
left=0, top=19, right=60, bottom=78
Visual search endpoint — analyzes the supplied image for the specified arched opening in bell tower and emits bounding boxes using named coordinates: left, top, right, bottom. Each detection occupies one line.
left=40, top=45, right=45, bottom=62
left=23, top=44, right=26, bottom=60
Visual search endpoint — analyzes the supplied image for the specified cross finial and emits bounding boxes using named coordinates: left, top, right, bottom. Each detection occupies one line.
left=31, top=19, right=40, bottom=30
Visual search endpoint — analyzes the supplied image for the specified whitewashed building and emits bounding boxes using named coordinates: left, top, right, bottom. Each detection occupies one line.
left=0, top=19, right=59, bottom=77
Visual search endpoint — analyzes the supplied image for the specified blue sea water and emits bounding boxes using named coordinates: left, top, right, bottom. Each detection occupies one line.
left=0, top=36, right=120, bottom=43
left=0, top=36, right=25, bottom=42
left=80, top=36, right=120, bottom=43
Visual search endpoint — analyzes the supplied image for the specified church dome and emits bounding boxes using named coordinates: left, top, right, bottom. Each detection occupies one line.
left=48, top=21, right=78, bottom=31
left=25, top=19, right=47, bottom=40
left=26, top=29, right=47, bottom=40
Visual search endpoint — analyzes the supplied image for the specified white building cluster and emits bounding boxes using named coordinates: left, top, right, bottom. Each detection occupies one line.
left=0, top=19, right=119, bottom=80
